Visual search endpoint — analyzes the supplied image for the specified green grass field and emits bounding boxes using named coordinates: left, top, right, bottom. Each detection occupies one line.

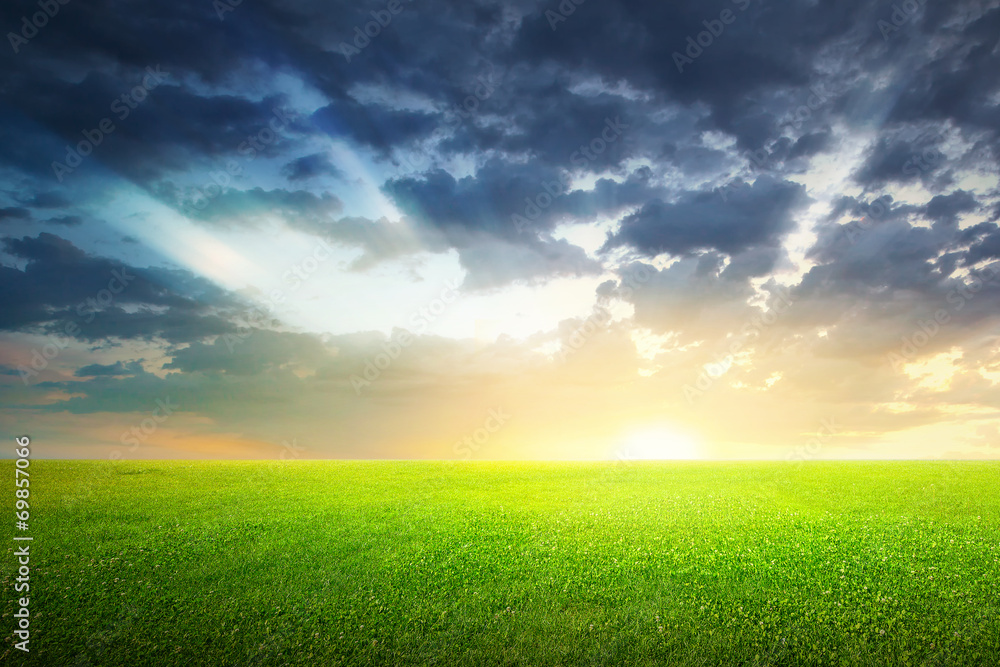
left=2, top=460, right=999, bottom=666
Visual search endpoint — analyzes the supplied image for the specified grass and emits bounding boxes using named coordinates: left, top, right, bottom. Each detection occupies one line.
left=2, top=460, right=999, bottom=666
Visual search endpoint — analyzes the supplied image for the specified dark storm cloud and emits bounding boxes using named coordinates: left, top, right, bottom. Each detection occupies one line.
left=376, top=158, right=661, bottom=287
left=163, top=330, right=328, bottom=376
left=383, top=158, right=658, bottom=239
left=0, top=0, right=997, bottom=314
left=0, top=233, right=244, bottom=342
left=75, top=360, right=145, bottom=377
left=471, top=89, right=633, bottom=169
left=597, top=255, right=775, bottom=343
left=509, top=0, right=889, bottom=150
left=851, top=131, right=949, bottom=191
left=281, top=153, right=344, bottom=182
left=922, top=191, right=979, bottom=225
left=790, top=189, right=1000, bottom=364
left=304, top=211, right=602, bottom=290
left=312, top=99, right=439, bottom=156
left=821, top=194, right=914, bottom=227
left=45, top=215, right=84, bottom=226
left=800, top=220, right=949, bottom=300
left=2, top=0, right=991, bottom=179
left=454, top=236, right=600, bottom=290
left=0, top=207, right=31, bottom=221
left=0, top=0, right=880, bottom=261
left=786, top=131, right=832, bottom=161
left=883, top=5, right=1000, bottom=130
left=962, top=224, right=1000, bottom=266
left=18, top=191, right=71, bottom=208
left=721, top=246, right=788, bottom=282
left=1, top=65, right=302, bottom=185
left=26, top=370, right=180, bottom=415
left=0, top=0, right=275, bottom=84
left=3, top=0, right=991, bottom=280
left=810, top=190, right=984, bottom=276
left=602, top=176, right=808, bottom=257
left=63, top=306, right=243, bottom=344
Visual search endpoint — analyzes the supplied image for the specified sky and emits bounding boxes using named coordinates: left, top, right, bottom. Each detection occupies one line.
left=1, top=0, right=999, bottom=461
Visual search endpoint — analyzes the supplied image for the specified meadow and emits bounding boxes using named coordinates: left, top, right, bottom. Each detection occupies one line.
left=2, top=460, right=998, bottom=666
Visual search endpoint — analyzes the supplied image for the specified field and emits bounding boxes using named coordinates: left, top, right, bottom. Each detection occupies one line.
left=2, top=460, right=999, bottom=666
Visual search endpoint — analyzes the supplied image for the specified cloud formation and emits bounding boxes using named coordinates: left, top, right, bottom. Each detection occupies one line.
left=1, top=0, right=999, bottom=459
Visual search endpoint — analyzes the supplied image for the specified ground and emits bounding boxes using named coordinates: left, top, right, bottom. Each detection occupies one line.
left=2, top=460, right=998, bottom=665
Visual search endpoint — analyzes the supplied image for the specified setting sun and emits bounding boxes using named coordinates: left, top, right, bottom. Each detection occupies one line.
left=617, top=426, right=702, bottom=460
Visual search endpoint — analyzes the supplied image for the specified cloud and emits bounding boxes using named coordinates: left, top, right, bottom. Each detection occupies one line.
left=851, top=130, right=948, bottom=190
left=603, top=176, right=808, bottom=257
left=0, top=0, right=998, bottom=458
left=923, top=190, right=979, bottom=225
left=281, top=152, right=344, bottom=182
left=0, top=232, right=245, bottom=342
left=75, top=360, right=145, bottom=377
left=182, top=187, right=343, bottom=228
left=45, top=215, right=84, bottom=226
left=0, top=207, right=31, bottom=222
left=18, top=191, right=71, bottom=209
left=163, top=331, right=328, bottom=376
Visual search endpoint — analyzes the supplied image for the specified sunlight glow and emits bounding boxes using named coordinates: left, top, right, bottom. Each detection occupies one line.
left=616, top=426, right=702, bottom=460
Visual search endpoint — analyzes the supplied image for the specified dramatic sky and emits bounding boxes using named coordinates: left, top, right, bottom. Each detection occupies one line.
left=2, top=0, right=999, bottom=460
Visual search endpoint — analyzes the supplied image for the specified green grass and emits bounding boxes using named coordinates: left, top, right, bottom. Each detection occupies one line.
left=2, top=460, right=999, bottom=666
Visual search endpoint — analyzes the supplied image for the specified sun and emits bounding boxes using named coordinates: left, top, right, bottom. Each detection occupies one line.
left=615, top=426, right=702, bottom=460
